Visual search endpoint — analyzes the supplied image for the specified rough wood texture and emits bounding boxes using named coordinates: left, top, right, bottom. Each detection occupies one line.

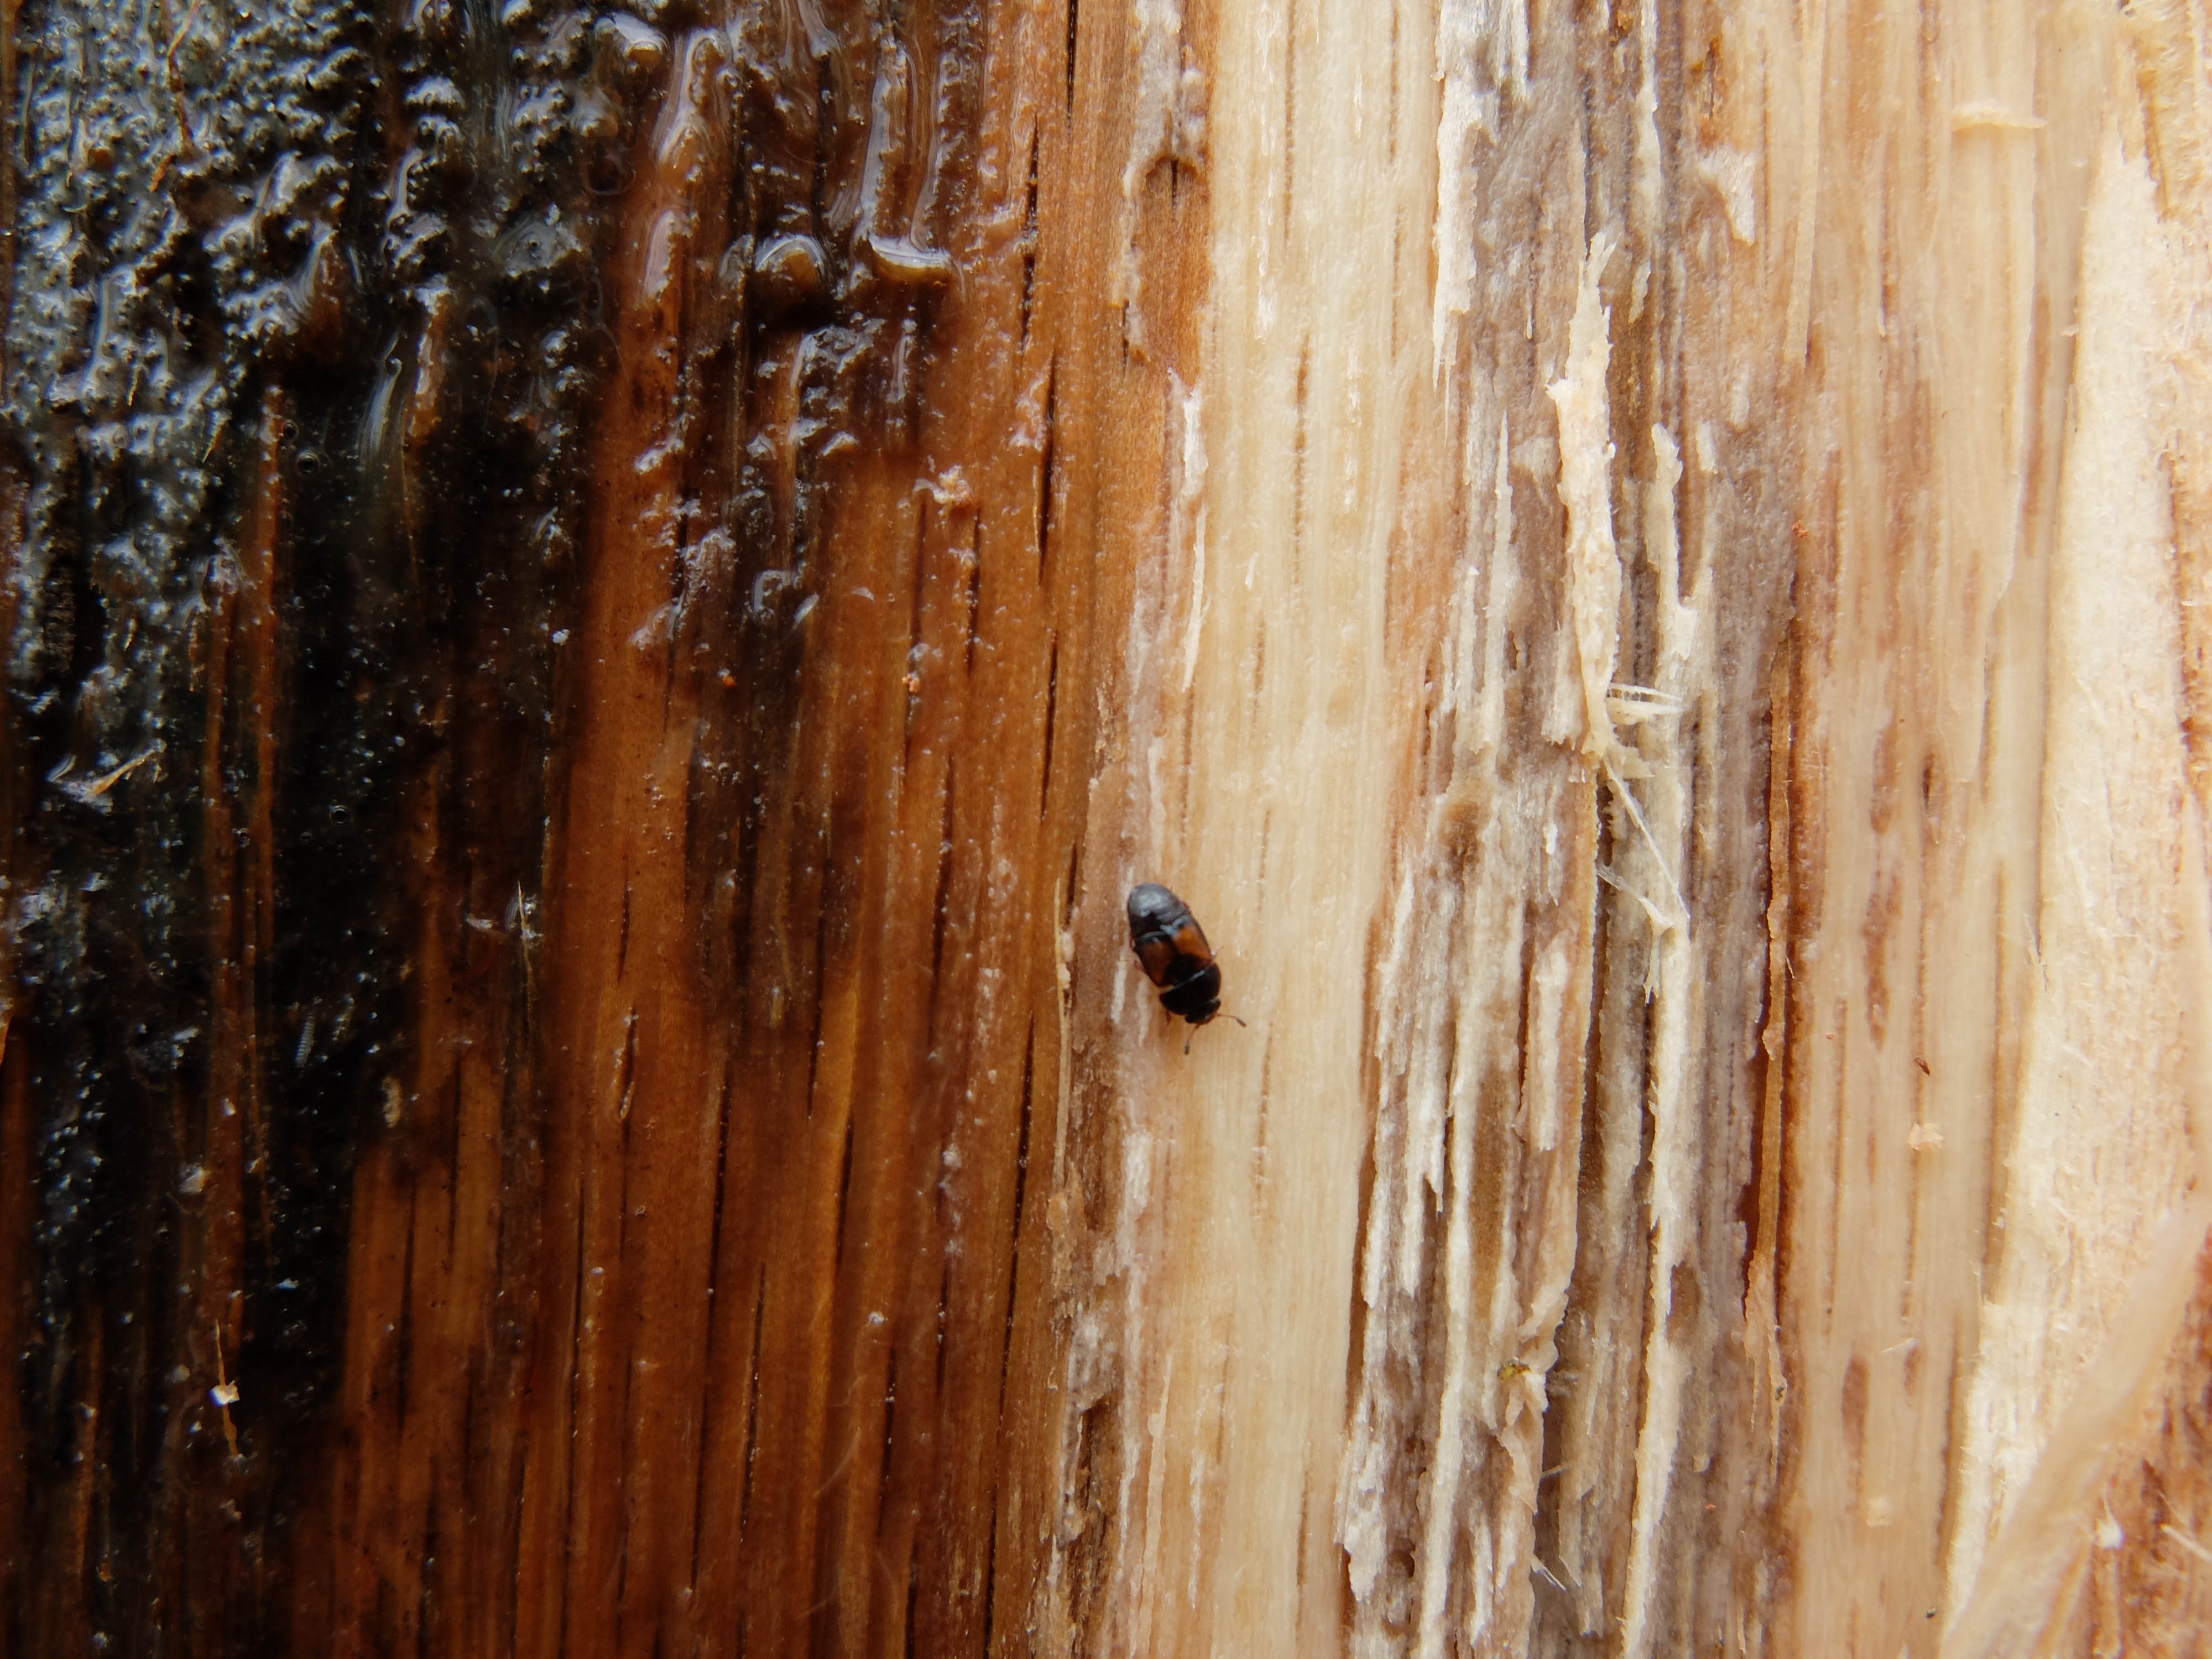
left=3, top=0, right=2211, bottom=1656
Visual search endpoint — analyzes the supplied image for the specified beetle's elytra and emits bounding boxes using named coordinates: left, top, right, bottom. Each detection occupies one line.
left=1126, top=883, right=1245, bottom=1044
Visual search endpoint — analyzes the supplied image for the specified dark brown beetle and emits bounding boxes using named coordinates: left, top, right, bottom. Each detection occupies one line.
left=1126, top=883, right=1245, bottom=1048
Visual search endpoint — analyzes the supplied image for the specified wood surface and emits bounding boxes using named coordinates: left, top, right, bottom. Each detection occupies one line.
left=2, top=0, right=2210, bottom=1655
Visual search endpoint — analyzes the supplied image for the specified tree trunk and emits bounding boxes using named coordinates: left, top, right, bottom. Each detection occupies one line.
left=3, top=0, right=2210, bottom=1655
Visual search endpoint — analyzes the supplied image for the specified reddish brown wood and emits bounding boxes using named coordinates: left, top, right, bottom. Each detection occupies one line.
left=0, top=0, right=1194, bottom=1651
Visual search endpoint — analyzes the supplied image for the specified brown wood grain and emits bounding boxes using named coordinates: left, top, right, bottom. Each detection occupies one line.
left=271, top=2, right=1203, bottom=1653
left=0, top=0, right=1157, bottom=1650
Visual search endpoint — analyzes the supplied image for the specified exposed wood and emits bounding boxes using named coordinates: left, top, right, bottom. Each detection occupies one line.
left=4, top=0, right=2212, bottom=1655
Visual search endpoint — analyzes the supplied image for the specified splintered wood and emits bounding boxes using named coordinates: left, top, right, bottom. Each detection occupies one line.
left=1059, top=1, right=2212, bottom=1657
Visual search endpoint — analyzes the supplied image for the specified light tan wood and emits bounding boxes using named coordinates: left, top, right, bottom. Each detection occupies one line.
left=1040, top=0, right=2212, bottom=1654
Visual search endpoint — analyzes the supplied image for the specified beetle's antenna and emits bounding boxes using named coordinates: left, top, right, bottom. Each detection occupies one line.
left=1183, top=1029, right=1194, bottom=1056
left=1226, top=1013, right=1248, bottom=1028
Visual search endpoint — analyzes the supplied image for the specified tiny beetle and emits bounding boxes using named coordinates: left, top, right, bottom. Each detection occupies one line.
left=1126, top=882, right=1245, bottom=1048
